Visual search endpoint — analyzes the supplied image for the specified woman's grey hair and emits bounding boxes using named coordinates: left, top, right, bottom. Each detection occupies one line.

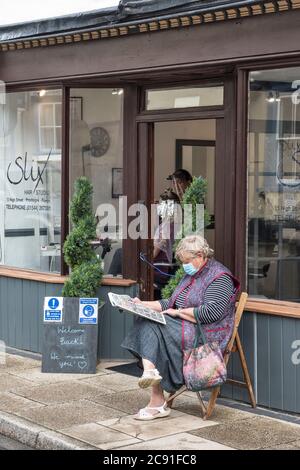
left=175, top=234, right=214, bottom=260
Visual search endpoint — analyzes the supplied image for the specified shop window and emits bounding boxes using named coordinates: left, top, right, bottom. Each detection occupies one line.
left=248, top=68, right=300, bottom=302
left=146, top=86, right=224, bottom=111
left=0, top=90, right=62, bottom=272
left=69, top=88, right=124, bottom=276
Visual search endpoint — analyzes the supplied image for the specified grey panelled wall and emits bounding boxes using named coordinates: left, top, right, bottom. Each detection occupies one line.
left=221, top=311, right=300, bottom=414
left=97, top=284, right=136, bottom=360
left=0, top=276, right=136, bottom=360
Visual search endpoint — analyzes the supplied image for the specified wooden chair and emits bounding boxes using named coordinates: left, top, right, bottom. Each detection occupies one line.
left=166, top=292, right=256, bottom=420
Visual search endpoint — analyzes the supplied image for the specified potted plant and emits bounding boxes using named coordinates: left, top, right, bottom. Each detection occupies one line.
left=62, top=176, right=103, bottom=298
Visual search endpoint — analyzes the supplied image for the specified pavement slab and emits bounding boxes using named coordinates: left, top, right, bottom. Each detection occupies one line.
left=62, top=422, right=141, bottom=449
left=265, top=441, right=300, bottom=450
left=116, top=432, right=235, bottom=450
left=172, top=393, right=254, bottom=422
left=0, top=354, right=39, bottom=372
left=98, top=411, right=217, bottom=441
left=0, top=373, right=40, bottom=393
left=82, top=372, right=139, bottom=392
left=12, top=381, right=116, bottom=405
left=15, top=399, right=126, bottom=430
left=8, top=366, right=108, bottom=384
left=90, top=389, right=152, bottom=414
left=0, top=392, right=45, bottom=414
left=190, top=415, right=300, bottom=450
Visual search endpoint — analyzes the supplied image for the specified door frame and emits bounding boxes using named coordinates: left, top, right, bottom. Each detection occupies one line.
left=121, top=77, right=238, bottom=299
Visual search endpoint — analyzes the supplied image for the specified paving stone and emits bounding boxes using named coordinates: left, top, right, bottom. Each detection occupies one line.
left=82, top=373, right=139, bottom=392
left=62, top=422, right=141, bottom=449
left=0, top=354, right=39, bottom=372
left=13, top=381, right=115, bottom=405
left=0, top=392, right=45, bottom=413
left=190, top=416, right=300, bottom=450
left=91, top=389, right=151, bottom=414
left=9, top=367, right=107, bottom=384
left=35, top=429, right=97, bottom=450
left=171, top=394, right=253, bottom=422
left=0, top=373, right=39, bottom=393
left=98, top=411, right=217, bottom=441
left=266, top=440, right=300, bottom=450
left=116, top=432, right=234, bottom=450
left=15, top=399, right=126, bottom=430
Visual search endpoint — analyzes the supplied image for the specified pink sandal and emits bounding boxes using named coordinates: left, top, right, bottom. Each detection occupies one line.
left=134, top=402, right=171, bottom=421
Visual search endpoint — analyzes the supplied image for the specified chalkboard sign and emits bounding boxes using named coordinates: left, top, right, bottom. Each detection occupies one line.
left=42, top=297, right=99, bottom=374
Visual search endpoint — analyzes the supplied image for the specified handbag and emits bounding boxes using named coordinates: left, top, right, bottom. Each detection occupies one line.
left=183, top=316, right=227, bottom=392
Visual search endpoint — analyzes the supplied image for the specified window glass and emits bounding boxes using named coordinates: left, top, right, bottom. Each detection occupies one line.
left=146, top=86, right=224, bottom=111
left=0, top=90, right=62, bottom=272
left=248, top=68, right=300, bottom=302
left=69, top=89, right=124, bottom=277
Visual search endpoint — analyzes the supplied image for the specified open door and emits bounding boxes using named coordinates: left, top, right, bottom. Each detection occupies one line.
left=138, top=117, right=234, bottom=300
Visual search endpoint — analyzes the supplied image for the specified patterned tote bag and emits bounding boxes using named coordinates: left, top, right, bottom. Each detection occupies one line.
left=183, top=317, right=227, bottom=392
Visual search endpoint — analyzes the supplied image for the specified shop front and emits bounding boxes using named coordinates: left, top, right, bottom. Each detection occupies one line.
left=0, top=0, right=300, bottom=413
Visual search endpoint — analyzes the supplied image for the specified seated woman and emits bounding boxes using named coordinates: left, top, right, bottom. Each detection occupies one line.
left=121, top=234, right=240, bottom=421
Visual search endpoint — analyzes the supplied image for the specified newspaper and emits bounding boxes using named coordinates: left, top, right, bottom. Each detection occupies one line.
left=108, top=293, right=166, bottom=325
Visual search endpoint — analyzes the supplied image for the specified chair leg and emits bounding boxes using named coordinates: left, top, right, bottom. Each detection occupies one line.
left=195, top=391, right=207, bottom=418
left=235, top=332, right=256, bottom=408
left=204, top=386, right=220, bottom=420
left=165, top=385, right=186, bottom=408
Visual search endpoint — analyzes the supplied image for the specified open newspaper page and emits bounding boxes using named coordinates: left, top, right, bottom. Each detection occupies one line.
left=108, top=293, right=166, bottom=325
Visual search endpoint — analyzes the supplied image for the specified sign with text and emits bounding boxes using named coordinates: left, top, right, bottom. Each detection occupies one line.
left=79, top=298, right=98, bottom=325
left=43, top=297, right=63, bottom=322
left=42, top=297, right=98, bottom=374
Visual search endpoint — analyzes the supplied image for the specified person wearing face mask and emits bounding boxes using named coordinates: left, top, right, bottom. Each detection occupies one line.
left=166, top=168, right=193, bottom=202
left=121, top=234, right=240, bottom=421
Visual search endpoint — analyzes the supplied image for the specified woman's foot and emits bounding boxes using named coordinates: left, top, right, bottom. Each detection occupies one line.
left=134, top=401, right=171, bottom=421
left=138, top=369, right=162, bottom=389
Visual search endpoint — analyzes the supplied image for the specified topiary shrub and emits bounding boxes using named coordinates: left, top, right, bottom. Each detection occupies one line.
left=161, top=176, right=211, bottom=299
left=62, top=177, right=103, bottom=297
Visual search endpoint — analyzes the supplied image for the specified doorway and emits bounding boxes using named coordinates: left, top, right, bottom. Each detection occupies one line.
left=138, top=117, right=228, bottom=300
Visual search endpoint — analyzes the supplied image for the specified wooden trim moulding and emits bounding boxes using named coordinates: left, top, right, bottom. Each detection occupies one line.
left=0, top=266, right=136, bottom=286
left=245, top=297, right=300, bottom=319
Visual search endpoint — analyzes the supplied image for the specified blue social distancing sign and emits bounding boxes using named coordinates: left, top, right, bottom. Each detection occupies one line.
left=79, top=298, right=98, bottom=324
left=44, top=297, right=63, bottom=322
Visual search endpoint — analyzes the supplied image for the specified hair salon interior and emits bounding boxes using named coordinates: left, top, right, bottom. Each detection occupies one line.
left=0, top=0, right=300, bottom=414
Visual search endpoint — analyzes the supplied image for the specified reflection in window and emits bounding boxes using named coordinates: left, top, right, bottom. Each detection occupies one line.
left=0, top=90, right=62, bottom=272
left=39, top=101, right=62, bottom=153
left=248, top=68, right=300, bottom=302
left=69, top=88, right=124, bottom=276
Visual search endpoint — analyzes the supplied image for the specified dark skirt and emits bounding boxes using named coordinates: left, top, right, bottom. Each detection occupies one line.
left=121, top=315, right=192, bottom=393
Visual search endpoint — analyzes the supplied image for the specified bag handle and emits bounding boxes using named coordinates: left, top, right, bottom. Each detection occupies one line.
left=193, top=308, right=207, bottom=348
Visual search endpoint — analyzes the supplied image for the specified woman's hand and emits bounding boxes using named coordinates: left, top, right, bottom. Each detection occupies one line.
left=132, top=297, right=143, bottom=304
left=162, top=308, right=179, bottom=318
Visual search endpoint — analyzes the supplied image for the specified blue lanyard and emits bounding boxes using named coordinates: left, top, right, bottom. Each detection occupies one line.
left=139, top=252, right=176, bottom=278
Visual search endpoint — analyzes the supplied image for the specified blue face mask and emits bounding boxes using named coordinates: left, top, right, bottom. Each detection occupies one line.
left=182, top=262, right=199, bottom=276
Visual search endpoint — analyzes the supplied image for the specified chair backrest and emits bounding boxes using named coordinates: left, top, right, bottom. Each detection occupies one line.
left=225, top=292, right=248, bottom=354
